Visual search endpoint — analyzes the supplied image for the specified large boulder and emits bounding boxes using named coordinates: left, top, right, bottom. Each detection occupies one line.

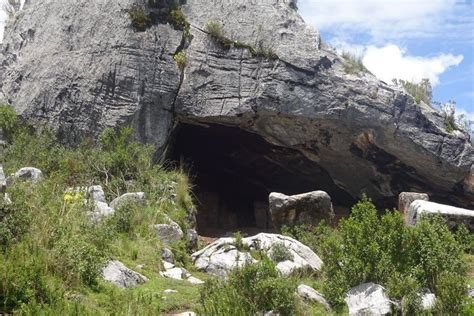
left=102, top=260, right=148, bottom=288
left=398, top=192, right=429, bottom=223
left=407, top=200, right=474, bottom=231
left=345, top=283, right=392, bottom=315
left=269, top=191, right=334, bottom=229
left=1, top=0, right=473, bottom=209
left=192, top=233, right=322, bottom=277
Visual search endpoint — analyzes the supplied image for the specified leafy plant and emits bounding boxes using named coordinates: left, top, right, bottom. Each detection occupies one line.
left=128, top=6, right=152, bottom=31
left=269, top=243, right=294, bottom=263
left=198, top=258, right=297, bottom=315
left=168, top=7, right=189, bottom=31
left=173, top=50, right=187, bottom=71
left=0, top=105, right=18, bottom=142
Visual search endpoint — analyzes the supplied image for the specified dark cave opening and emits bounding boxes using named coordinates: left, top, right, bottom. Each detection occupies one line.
left=170, top=123, right=355, bottom=236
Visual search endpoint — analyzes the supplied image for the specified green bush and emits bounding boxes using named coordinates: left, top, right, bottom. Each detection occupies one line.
left=270, top=243, right=294, bottom=263
left=0, top=105, right=18, bottom=141
left=128, top=6, right=152, bottom=31
left=435, top=271, right=468, bottom=314
left=173, top=50, right=187, bottom=71
left=199, top=258, right=297, bottom=315
left=392, top=78, right=432, bottom=105
left=0, top=198, right=31, bottom=248
left=168, top=7, right=189, bottom=31
left=318, top=197, right=467, bottom=308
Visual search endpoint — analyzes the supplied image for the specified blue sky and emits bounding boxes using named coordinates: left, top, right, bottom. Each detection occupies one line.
left=299, top=0, right=474, bottom=120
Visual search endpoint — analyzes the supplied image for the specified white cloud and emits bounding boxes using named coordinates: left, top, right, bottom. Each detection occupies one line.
left=361, top=44, right=463, bottom=86
left=299, top=0, right=463, bottom=41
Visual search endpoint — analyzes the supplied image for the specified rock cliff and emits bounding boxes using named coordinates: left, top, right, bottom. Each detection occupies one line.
left=1, top=0, right=473, bottom=208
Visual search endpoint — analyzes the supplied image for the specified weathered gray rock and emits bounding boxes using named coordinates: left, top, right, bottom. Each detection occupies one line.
left=297, top=284, right=331, bottom=311
left=345, top=283, right=392, bottom=315
left=192, top=233, right=322, bottom=277
left=407, top=200, right=474, bottom=231
left=186, top=229, right=198, bottom=250
left=269, top=191, right=334, bottom=229
left=1, top=0, right=473, bottom=209
left=110, top=192, right=145, bottom=210
left=155, top=221, right=184, bottom=245
left=89, top=201, right=115, bottom=222
left=102, top=260, right=148, bottom=288
left=398, top=192, right=429, bottom=223
left=88, top=185, right=106, bottom=203
left=163, top=261, right=175, bottom=270
left=161, top=247, right=175, bottom=264
left=160, top=267, right=190, bottom=280
left=11, top=167, right=43, bottom=183
left=187, top=276, right=205, bottom=285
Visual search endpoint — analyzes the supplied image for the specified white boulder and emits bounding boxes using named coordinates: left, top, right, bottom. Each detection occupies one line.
left=102, top=260, right=148, bottom=288
left=88, top=185, right=106, bottom=203
left=11, top=167, right=43, bottom=183
left=192, top=233, right=322, bottom=276
left=345, top=283, right=392, bottom=315
left=407, top=200, right=473, bottom=230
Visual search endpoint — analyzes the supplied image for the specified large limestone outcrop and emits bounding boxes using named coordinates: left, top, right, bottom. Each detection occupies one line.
left=1, top=0, right=473, bottom=208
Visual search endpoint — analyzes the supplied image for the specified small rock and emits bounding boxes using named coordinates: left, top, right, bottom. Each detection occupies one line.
left=420, top=292, right=436, bottom=310
left=186, top=229, right=198, bottom=250
left=102, top=260, right=148, bottom=288
left=164, top=289, right=178, bottom=294
left=155, top=221, right=184, bottom=245
left=169, top=312, right=196, bottom=316
left=88, top=185, right=106, bottom=203
left=163, top=261, right=175, bottom=270
left=345, top=283, right=392, bottom=315
left=136, top=264, right=145, bottom=269
left=11, top=167, right=43, bottom=183
left=110, top=192, right=145, bottom=209
left=297, top=284, right=331, bottom=311
left=160, top=267, right=190, bottom=280
left=0, top=165, right=6, bottom=193
left=187, top=276, right=205, bottom=285
left=161, top=247, right=175, bottom=263
left=90, top=201, right=114, bottom=222
left=3, top=192, right=12, bottom=204
left=269, top=191, right=334, bottom=229
left=468, top=287, right=474, bottom=299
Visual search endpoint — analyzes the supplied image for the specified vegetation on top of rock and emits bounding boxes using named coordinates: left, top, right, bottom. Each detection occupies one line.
left=173, top=50, right=188, bottom=71
left=392, top=78, right=432, bottom=105
left=341, top=51, right=370, bottom=75
left=436, top=99, right=473, bottom=134
left=128, top=6, right=152, bottom=32
left=205, top=20, right=278, bottom=60
left=269, top=242, right=294, bottom=262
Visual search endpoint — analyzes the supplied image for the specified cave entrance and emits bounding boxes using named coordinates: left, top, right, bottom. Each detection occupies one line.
left=170, top=122, right=354, bottom=237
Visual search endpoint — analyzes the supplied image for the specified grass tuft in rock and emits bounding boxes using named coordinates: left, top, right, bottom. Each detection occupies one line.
left=342, top=51, right=370, bottom=75
left=128, top=6, right=152, bottom=32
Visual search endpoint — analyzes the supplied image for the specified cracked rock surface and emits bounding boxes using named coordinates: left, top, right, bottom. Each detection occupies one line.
left=1, top=0, right=472, bottom=208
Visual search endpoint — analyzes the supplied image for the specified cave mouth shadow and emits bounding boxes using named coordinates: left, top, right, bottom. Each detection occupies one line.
left=169, top=122, right=354, bottom=237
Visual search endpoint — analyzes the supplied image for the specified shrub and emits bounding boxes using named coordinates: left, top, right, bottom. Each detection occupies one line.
left=319, top=197, right=467, bottom=308
left=128, top=6, right=152, bottom=31
left=282, top=220, right=333, bottom=255
left=199, top=258, right=297, bottom=315
left=392, top=78, right=432, bottom=105
left=0, top=105, right=18, bottom=141
left=435, top=271, right=468, bottom=314
left=0, top=198, right=30, bottom=248
left=269, top=243, right=294, bottom=263
left=205, top=20, right=225, bottom=40
left=342, top=51, right=369, bottom=75
left=168, top=7, right=189, bottom=31
left=173, top=50, right=187, bottom=71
